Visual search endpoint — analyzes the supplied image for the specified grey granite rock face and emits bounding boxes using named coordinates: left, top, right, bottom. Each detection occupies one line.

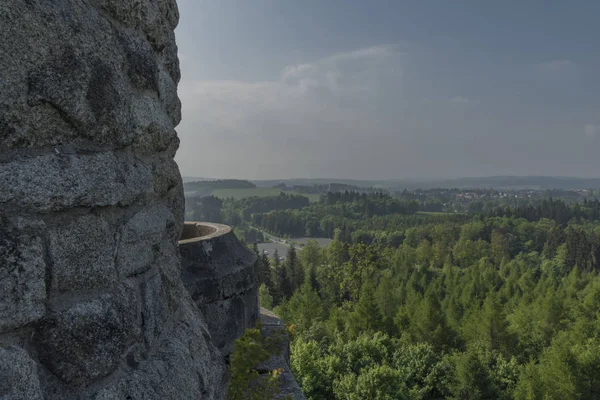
left=0, top=1, right=227, bottom=399
left=0, top=218, right=46, bottom=333
left=0, top=346, right=44, bottom=400
left=116, top=204, right=175, bottom=278
left=48, top=214, right=117, bottom=292
left=91, top=299, right=226, bottom=400
left=34, top=284, right=139, bottom=387
left=0, top=152, right=155, bottom=212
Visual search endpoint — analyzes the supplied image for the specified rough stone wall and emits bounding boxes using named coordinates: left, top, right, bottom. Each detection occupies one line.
left=0, top=1, right=227, bottom=399
left=179, top=223, right=260, bottom=355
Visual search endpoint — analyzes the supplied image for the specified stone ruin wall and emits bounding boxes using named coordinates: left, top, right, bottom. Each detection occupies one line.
left=0, top=1, right=228, bottom=398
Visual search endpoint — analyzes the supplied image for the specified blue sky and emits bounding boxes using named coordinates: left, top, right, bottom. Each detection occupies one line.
left=174, top=0, right=600, bottom=180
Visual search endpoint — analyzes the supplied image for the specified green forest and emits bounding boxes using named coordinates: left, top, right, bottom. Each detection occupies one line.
left=188, top=188, right=600, bottom=399
left=253, top=198, right=600, bottom=399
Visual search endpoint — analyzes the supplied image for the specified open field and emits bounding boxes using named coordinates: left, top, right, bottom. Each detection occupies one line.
left=210, top=188, right=321, bottom=203
left=416, top=211, right=464, bottom=216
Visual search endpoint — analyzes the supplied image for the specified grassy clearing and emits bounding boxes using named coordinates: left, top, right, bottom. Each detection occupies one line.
left=211, top=188, right=321, bottom=203
left=416, top=211, right=465, bottom=216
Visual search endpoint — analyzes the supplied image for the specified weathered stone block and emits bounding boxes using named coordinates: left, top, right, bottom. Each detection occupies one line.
left=138, top=0, right=180, bottom=81
left=88, top=300, right=225, bottom=400
left=140, top=272, right=169, bottom=348
left=121, top=34, right=160, bottom=92
left=0, top=153, right=154, bottom=212
left=116, top=204, right=174, bottom=278
left=95, top=0, right=144, bottom=29
left=165, top=185, right=185, bottom=241
left=151, top=155, right=182, bottom=197
left=131, top=101, right=178, bottom=154
left=0, top=1, right=138, bottom=149
left=0, top=220, right=46, bottom=332
left=48, top=215, right=117, bottom=292
left=157, top=68, right=182, bottom=125
left=34, top=284, right=139, bottom=387
left=0, top=346, right=44, bottom=400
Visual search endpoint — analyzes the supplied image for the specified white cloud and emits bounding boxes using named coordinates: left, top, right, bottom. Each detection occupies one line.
left=175, top=44, right=404, bottom=178
left=539, top=59, right=574, bottom=72
left=450, top=96, right=469, bottom=104
left=279, top=44, right=400, bottom=96
left=281, top=63, right=318, bottom=81
left=177, top=44, right=403, bottom=136
left=325, top=44, right=400, bottom=63
left=584, top=124, right=598, bottom=138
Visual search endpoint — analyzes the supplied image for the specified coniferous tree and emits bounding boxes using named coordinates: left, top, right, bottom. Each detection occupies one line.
left=478, top=292, right=514, bottom=356
left=271, top=249, right=286, bottom=305
left=279, top=277, right=324, bottom=335
left=410, top=291, right=453, bottom=349
left=286, top=245, right=304, bottom=292
left=259, top=283, right=273, bottom=309
left=259, top=252, right=275, bottom=294
left=348, top=280, right=384, bottom=336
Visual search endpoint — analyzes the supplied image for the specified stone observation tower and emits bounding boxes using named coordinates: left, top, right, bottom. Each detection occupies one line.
left=0, top=1, right=301, bottom=398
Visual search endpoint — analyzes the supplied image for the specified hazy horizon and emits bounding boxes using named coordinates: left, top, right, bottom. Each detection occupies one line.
left=181, top=174, right=600, bottom=183
left=174, top=1, right=600, bottom=180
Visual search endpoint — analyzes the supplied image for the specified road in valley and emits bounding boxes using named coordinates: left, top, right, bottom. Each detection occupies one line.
left=252, top=227, right=332, bottom=259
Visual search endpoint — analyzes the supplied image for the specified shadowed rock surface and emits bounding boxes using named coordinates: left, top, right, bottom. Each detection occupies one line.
left=179, top=222, right=260, bottom=355
left=0, top=1, right=227, bottom=398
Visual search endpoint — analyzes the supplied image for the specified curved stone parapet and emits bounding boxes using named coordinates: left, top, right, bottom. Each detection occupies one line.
left=179, top=222, right=259, bottom=354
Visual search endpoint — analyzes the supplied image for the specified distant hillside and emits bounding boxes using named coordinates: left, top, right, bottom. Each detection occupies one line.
left=252, top=178, right=390, bottom=188
left=386, top=176, right=600, bottom=190
left=184, top=179, right=256, bottom=197
left=181, top=176, right=212, bottom=183
left=252, top=176, right=600, bottom=191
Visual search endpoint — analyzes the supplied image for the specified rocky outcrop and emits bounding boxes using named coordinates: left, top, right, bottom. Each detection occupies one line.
left=259, top=308, right=306, bottom=400
left=0, top=1, right=227, bottom=399
left=179, top=222, right=260, bottom=355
